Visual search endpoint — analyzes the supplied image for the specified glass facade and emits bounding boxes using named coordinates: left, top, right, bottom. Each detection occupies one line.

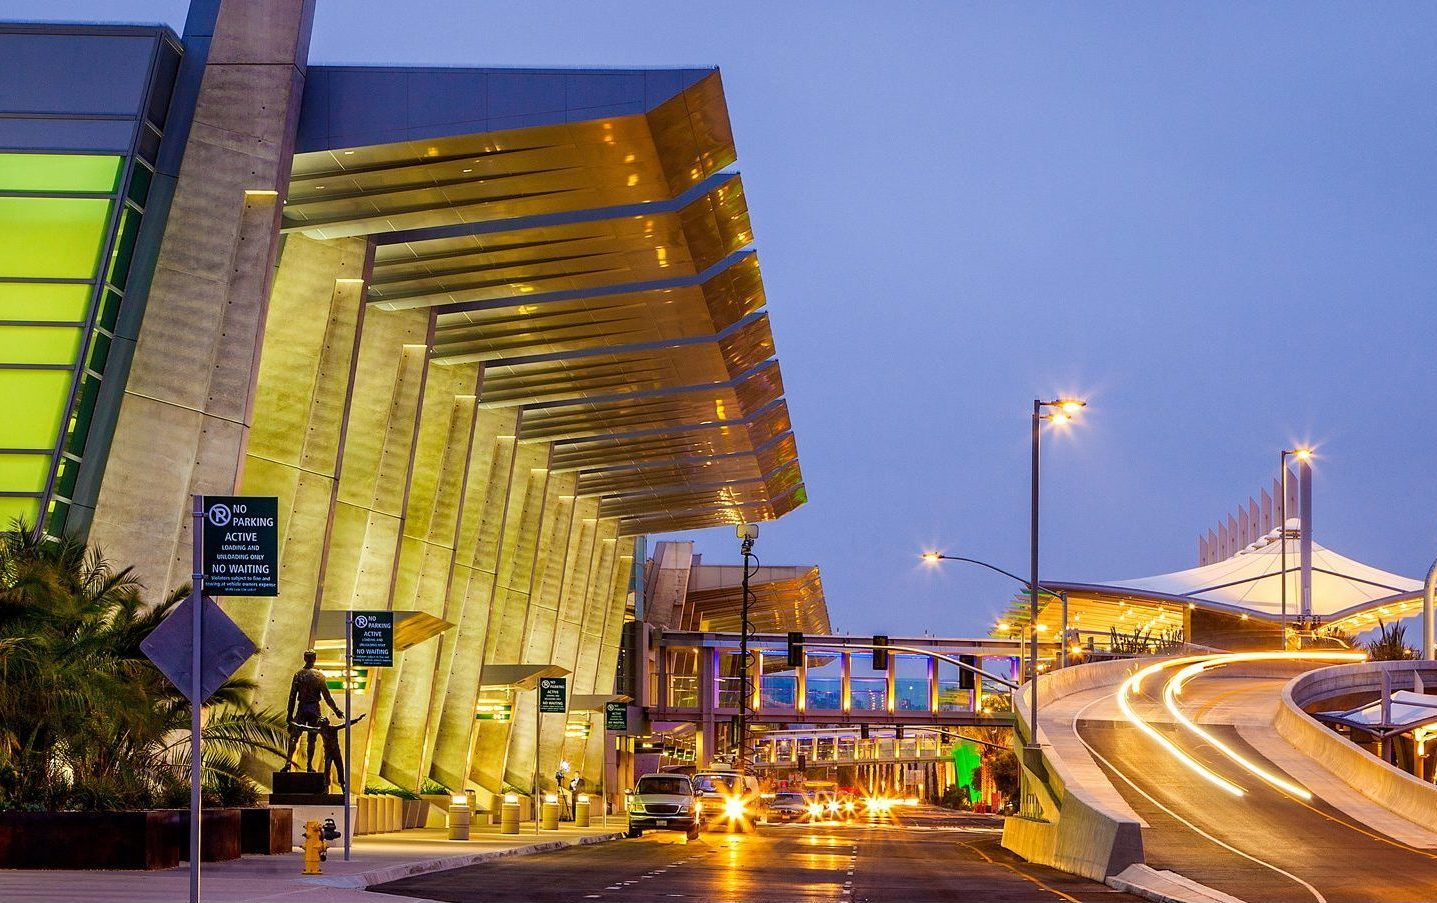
left=0, top=152, right=147, bottom=532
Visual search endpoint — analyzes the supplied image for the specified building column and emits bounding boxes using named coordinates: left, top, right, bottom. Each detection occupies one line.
left=228, top=234, right=368, bottom=714
left=88, top=0, right=316, bottom=594
left=427, top=410, right=520, bottom=793
left=376, top=360, right=482, bottom=788
left=467, top=441, right=552, bottom=795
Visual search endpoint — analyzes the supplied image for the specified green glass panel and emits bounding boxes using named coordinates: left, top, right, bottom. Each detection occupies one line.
left=52, top=455, right=79, bottom=498
left=44, top=497, right=70, bottom=537
left=86, top=330, right=112, bottom=374
left=105, top=206, right=141, bottom=289
left=0, top=369, right=73, bottom=448
left=0, top=197, right=114, bottom=279
left=0, top=154, right=122, bottom=193
left=44, top=498, right=69, bottom=536
left=64, top=374, right=101, bottom=457
left=0, top=325, right=82, bottom=365
left=0, top=454, right=51, bottom=493
left=126, top=164, right=153, bottom=208
left=0, top=283, right=93, bottom=322
left=0, top=496, right=39, bottom=530
left=96, top=289, right=123, bottom=330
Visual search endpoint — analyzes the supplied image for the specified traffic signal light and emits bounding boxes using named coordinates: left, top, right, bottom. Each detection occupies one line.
left=872, top=635, right=889, bottom=670
left=787, top=631, right=804, bottom=668
left=958, top=655, right=977, bottom=691
left=797, top=753, right=807, bottom=771
left=860, top=723, right=869, bottom=740
left=895, top=725, right=905, bottom=740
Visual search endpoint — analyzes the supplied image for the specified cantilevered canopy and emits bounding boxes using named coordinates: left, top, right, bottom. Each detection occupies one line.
left=682, top=564, right=831, bottom=636
left=284, top=67, right=804, bottom=537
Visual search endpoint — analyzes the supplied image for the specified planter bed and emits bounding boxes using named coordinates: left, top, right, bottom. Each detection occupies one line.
left=0, top=810, right=183, bottom=870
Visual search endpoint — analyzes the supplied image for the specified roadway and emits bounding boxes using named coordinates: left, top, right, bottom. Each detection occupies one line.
left=1076, top=659, right=1437, bottom=903
left=370, top=807, right=1140, bottom=903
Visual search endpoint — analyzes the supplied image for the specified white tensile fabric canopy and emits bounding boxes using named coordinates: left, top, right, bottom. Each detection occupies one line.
left=1097, top=536, right=1420, bottom=619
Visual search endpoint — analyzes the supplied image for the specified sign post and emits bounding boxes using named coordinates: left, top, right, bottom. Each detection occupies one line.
left=189, top=497, right=202, bottom=903
left=189, top=495, right=277, bottom=903
left=345, top=611, right=393, bottom=860
left=536, top=677, right=567, bottom=834
left=344, top=614, right=351, bottom=862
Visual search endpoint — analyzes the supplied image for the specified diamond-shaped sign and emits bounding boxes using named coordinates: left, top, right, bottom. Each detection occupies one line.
left=140, top=594, right=256, bottom=704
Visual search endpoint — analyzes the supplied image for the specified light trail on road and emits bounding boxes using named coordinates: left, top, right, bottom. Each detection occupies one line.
left=1159, top=651, right=1366, bottom=800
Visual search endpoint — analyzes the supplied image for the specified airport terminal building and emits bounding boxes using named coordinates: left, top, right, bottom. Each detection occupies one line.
left=0, top=0, right=805, bottom=804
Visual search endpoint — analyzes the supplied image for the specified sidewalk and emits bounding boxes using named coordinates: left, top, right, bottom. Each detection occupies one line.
left=0, top=821, right=624, bottom=903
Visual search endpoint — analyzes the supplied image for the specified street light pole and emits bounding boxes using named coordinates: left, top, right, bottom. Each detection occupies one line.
left=922, top=395, right=1085, bottom=754
left=737, top=523, right=759, bottom=776
left=1029, top=399, right=1041, bottom=750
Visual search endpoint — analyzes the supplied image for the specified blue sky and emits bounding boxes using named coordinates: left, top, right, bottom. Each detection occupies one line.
left=18, top=1, right=1437, bottom=637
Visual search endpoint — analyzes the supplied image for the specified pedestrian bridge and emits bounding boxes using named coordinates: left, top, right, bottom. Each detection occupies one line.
left=637, top=630, right=1039, bottom=729
left=750, top=726, right=983, bottom=769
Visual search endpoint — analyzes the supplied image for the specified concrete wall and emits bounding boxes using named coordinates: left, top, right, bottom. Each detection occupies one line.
left=1001, top=658, right=1148, bottom=881
left=1275, top=660, right=1437, bottom=830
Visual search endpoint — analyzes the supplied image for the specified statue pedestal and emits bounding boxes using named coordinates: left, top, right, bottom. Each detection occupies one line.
left=269, top=771, right=342, bottom=806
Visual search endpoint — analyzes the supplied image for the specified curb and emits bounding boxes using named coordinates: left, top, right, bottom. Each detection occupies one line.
left=306, top=831, right=626, bottom=889
left=1106, top=865, right=1248, bottom=903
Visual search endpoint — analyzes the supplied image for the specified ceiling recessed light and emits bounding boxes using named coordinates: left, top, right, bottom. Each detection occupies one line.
left=315, top=185, right=324, bottom=189
left=343, top=150, right=355, bottom=155
left=462, top=168, right=472, bottom=173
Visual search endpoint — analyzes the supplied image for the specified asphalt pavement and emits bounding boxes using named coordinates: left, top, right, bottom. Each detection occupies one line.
left=1078, top=668, right=1437, bottom=903
left=370, top=807, right=1140, bottom=903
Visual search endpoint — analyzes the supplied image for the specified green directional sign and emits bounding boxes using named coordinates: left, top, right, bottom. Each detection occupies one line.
left=538, top=676, right=567, bottom=713
left=604, top=701, right=628, bottom=732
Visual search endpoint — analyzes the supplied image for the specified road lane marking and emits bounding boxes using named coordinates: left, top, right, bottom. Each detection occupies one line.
left=1075, top=693, right=1326, bottom=903
left=959, top=839, right=1082, bottom=903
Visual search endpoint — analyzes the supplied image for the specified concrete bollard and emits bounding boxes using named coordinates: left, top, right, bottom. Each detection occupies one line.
left=541, top=793, right=559, bottom=830
left=500, top=793, right=521, bottom=835
left=447, top=794, right=471, bottom=841
left=574, top=794, right=591, bottom=827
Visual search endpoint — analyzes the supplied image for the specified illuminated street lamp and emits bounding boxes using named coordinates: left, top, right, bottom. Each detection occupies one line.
left=922, top=395, right=1085, bottom=758
left=921, top=552, right=1069, bottom=673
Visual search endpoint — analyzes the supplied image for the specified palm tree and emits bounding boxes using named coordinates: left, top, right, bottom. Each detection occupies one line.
left=0, top=526, right=287, bottom=810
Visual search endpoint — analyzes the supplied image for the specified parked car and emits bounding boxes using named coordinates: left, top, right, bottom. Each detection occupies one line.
left=626, top=773, right=699, bottom=839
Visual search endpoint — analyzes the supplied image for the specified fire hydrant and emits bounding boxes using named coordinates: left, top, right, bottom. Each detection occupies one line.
left=302, top=819, right=328, bottom=875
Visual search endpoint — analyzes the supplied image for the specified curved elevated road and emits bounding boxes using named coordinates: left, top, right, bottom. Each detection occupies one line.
left=1076, top=657, right=1437, bottom=903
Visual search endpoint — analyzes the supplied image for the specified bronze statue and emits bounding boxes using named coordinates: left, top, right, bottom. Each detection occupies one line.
left=291, top=714, right=366, bottom=790
left=282, top=649, right=343, bottom=772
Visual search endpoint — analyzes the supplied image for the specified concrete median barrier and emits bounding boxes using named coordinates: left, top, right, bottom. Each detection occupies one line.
left=1001, top=658, right=1149, bottom=881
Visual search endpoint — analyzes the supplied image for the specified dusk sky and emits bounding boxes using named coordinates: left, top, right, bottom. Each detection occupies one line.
left=21, top=1, right=1437, bottom=638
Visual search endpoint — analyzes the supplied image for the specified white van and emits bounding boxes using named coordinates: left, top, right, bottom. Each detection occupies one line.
left=625, top=773, right=700, bottom=839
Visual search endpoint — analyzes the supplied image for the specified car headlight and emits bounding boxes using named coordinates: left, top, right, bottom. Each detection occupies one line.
left=628, top=797, right=645, bottom=813
left=723, top=796, right=747, bottom=819
left=677, top=802, right=690, bottom=813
